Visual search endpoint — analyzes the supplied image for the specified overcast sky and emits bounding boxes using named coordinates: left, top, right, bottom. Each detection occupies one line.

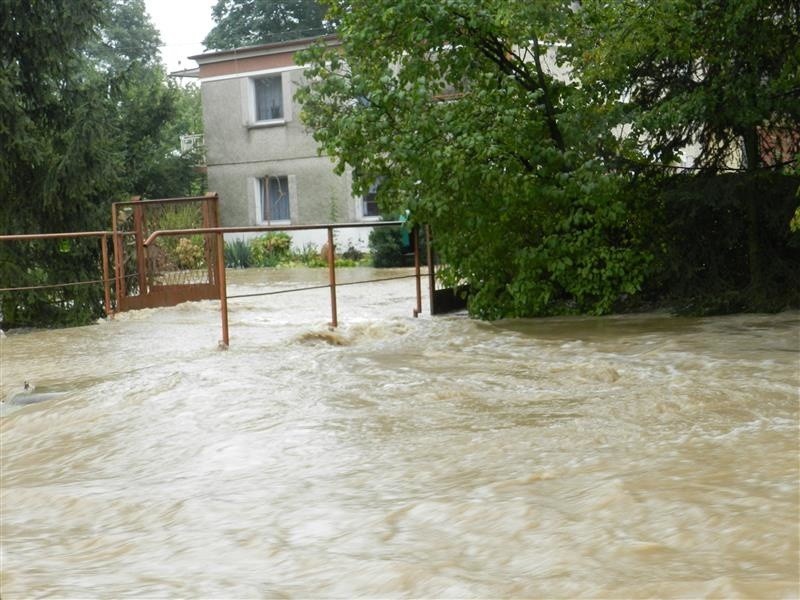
left=143, top=0, right=217, bottom=73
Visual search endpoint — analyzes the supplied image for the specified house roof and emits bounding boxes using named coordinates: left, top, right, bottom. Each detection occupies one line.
left=168, top=67, right=200, bottom=79
left=189, top=34, right=340, bottom=65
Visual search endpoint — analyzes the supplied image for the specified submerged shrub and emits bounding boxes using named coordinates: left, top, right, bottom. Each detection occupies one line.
left=369, top=227, right=405, bottom=267
left=341, top=244, right=364, bottom=261
left=224, top=238, right=252, bottom=268
left=174, top=237, right=205, bottom=270
left=297, top=242, right=327, bottom=267
left=251, top=232, right=292, bottom=267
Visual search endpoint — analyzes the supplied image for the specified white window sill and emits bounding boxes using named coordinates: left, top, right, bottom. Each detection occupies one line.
left=247, top=119, right=286, bottom=129
left=258, top=220, right=291, bottom=227
left=359, top=215, right=382, bottom=222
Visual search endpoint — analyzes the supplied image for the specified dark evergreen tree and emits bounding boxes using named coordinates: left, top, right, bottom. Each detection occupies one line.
left=203, top=0, right=333, bottom=50
left=0, top=0, right=205, bottom=328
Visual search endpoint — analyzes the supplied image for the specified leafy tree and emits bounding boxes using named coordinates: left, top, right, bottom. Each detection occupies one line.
left=565, top=0, right=800, bottom=303
left=0, top=0, right=205, bottom=328
left=88, top=0, right=161, bottom=73
left=1, top=0, right=116, bottom=231
left=566, top=0, right=800, bottom=174
left=298, top=0, right=651, bottom=318
left=204, top=0, right=333, bottom=50
left=1, top=0, right=115, bottom=327
left=169, top=82, right=204, bottom=138
left=158, top=82, right=208, bottom=197
left=299, top=0, right=799, bottom=317
left=86, top=0, right=205, bottom=199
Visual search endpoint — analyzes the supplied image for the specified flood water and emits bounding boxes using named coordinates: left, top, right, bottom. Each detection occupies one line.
left=1, top=267, right=798, bottom=598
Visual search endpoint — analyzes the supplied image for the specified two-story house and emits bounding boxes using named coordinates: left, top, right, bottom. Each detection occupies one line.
left=189, top=35, right=380, bottom=248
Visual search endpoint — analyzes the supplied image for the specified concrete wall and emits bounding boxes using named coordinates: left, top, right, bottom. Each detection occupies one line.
left=201, top=67, right=371, bottom=232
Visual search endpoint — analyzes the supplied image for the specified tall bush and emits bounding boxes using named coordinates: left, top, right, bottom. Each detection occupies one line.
left=224, top=239, right=252, bottom=268
left=250, top=232, right=292, bottom=267
left=369, top=227, right=405, bottom=268
left=643, top=173, right=800, bottom=314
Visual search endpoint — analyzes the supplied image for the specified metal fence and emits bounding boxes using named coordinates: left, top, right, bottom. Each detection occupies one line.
left=142, top=221, right=419, bottom=347
left=112, top=194, right=221, bottom=311
left=1, top=196, right=466, bottom=345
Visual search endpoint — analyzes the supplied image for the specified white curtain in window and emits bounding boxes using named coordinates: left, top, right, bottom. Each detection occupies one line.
left=254, top=76, right=283, bottom=121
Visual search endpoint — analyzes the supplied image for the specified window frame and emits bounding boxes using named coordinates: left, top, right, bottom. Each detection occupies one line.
left=358, top=176, right=387, bottom=221
left=361, top=181, right=381, bottom=219
left=249, top=72, right=288, bottom=126
left=258, top=174, right=292, bottom=224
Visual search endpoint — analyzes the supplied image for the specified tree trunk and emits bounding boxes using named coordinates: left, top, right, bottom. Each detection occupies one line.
left=741, top=127, right=764, bottom=301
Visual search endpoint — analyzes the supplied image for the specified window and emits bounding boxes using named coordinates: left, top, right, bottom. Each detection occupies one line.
left=362, top=179, right=382, bottom=218
left=260, top=175, right=290, bottom=222
left=254, top=75, right=283, bottom=121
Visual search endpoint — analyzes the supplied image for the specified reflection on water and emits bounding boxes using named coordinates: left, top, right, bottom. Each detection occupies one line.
left=1, top=268, right=798, bottom=598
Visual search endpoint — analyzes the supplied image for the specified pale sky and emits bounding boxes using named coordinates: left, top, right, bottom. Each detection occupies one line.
left=143, top=0, right=217, bottom=74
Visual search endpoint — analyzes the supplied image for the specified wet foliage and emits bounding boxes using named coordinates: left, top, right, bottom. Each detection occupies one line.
left=298, top=0, right=799, bottom=318
left=640, top=173, right=800, bottom=315
left=1, top=0, right=205, bottom=329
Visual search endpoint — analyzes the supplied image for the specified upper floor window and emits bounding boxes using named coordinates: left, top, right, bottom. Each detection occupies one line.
left=260, top=175, right=290, bottom=222
left=254, top=75, right=283, bottom=122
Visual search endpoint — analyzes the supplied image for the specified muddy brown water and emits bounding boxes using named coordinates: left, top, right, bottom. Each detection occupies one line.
left=1, top=268, right=798, bottom=598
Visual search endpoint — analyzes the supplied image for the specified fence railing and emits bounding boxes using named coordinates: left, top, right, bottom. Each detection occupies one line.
left=1, top=220, right=438, bottom=346
left=112, top=194, right=221, bottom=311
left=0, top=231, right=114, bottom=319
left=143, top=221, right=422, bottom=348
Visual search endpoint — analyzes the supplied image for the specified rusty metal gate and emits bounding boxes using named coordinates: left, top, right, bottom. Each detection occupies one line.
left=112, top=194, right=221, bottom=311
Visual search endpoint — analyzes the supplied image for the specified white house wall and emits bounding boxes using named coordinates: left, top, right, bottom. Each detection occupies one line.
left=200, top=63, right=363, bottom=233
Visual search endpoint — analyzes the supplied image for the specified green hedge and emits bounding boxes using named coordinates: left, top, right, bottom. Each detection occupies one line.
left=639, top=172, right=800, bottom=314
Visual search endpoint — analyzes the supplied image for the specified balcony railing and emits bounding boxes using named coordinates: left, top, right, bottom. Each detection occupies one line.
left=179, top=133, right=206, bottom=165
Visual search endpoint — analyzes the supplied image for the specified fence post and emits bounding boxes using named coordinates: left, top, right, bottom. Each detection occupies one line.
left=425, top=225, right=435, bottom=312
left=132, top=196, right=147, bottom=296
left=100, top=233, right=112, bottom=317
left=203, top=193, right=220, bottom=292
left=413, top=225, right=422, bottom=317
left=327, top=226, right=338, bottom=328
left=216, top=232, right=229, bottom=348
left=111, top=203, right=125, bottom=312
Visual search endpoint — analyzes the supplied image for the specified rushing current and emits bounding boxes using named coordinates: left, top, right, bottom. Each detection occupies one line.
left=1, top=267, right=798, bottom=598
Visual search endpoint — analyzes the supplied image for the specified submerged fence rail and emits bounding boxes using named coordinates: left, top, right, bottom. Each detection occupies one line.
left=142, top=221, right=422, bottom=348
left=1, top=219, right=434, bottom=346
